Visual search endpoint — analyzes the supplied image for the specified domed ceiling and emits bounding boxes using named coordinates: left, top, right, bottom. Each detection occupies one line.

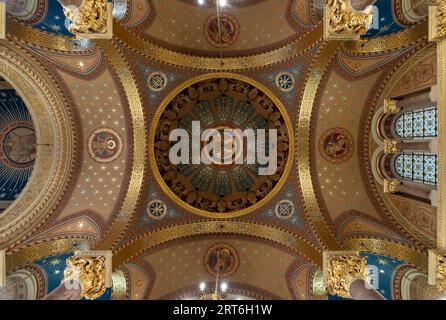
left=0, top=0, right=440, bottom=301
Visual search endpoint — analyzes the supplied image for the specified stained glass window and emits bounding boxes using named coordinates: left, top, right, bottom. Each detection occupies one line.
left=394, top=107, right=437, bottom=140
left=394, top=153, right=437, bottom=185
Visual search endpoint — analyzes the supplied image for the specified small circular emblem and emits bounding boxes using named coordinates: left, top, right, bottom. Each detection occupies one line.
left=275, top=72, right=295, bottom=92
left=275, top=199, right=295, bottom=219
left=147, top=72, right=168, bottom=92
left=204, top=243, right=239, bottom=277
left=147, top=199, right=167, bottom=220
left=318, top=127, right=354, bottom=164
left=87, top=127, right=123, bottom=163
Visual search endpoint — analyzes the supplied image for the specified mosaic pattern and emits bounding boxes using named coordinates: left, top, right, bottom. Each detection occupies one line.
left=318, top=127, right=354, bottom=164
left=0, top=90, right=36, bottom=208
left=394, top=153, right=437, bottom=185
left=394, top=107, right=437, bottom=140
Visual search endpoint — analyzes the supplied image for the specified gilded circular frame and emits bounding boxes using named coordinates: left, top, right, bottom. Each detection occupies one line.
left=149, top=73, right=294, bottom=219
left=0, top=43, right=75, bottom=246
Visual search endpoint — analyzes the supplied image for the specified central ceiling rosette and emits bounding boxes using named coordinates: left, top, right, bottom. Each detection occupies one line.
left=150, top=74, right=293, bottom=218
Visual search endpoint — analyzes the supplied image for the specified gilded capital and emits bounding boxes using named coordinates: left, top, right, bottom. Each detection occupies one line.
left=324, top=0, right=374, bottom=40
left=63, top=251, right=112, bottom=300
left=383, top=178, right=401, bottom=194
left=383, top=99, right=401, bottom=114
left=323, top=251, right=368, bottom=298
left=428, top=250, right=446, bottom=292
left=62, top=0, right=113, bottom=39
left=384, top=138, right=401, bottom=154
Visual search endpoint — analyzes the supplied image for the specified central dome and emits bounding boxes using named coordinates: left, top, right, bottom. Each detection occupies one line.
left=151, top=75, right=293, bottom=218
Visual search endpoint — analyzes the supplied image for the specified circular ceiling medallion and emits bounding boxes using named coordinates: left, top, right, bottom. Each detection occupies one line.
left=0, top=122, right=36, bottom=169
left=275, top=72, right=295, bottom=92
left=147, top=71, right=168, bottom=92
left=87, top=127, right=123, bottom=163
left=146, top=199, right=167, bottom=220
left=318, top=127, right=354, bottom=164
left=204, top=243, right=239, bottom=278
left=275, top=199, right=295, bottom=219
left=204, top=13, right=240, bottom=48
left=150, top=73, right=293, bottom=218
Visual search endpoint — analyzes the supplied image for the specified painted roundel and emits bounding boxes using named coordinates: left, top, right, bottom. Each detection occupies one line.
left=87, top=127, right=123, bottom=163
left=151, top=75, right=293, bottom=218
left=204, top=243, right=239, bottom=277
left=0, top=122, right=36, bottom=168
left=318, top=127, right=354, bottom=164
left=204, top=13, right=240, bottom=48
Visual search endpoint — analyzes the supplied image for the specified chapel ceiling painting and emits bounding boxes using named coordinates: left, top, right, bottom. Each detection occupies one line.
left=0, top=0, right=442, bottom=301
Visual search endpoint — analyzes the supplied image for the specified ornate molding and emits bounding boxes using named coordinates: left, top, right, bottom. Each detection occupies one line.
left=0, top=250, right=4, bottom=287
left=384, top=98, right=401, bottom=114
left=323, top=251, right=368, bottom=298
left=343, top=238, right=428, bottom=271
left=112, top=220, right=322, bottom=270
left=324, top=0, right=373, bottom=40
left=384, top=178, right=402, bottom=194
left=93, top=39, right=146, bottom=250
left=0, top=2, right=5, bottom=39
left=114, top=21, right=322, bottom=70
left=296, top=41, right=342, bottom=250
left=384, top=138, right=402, bottom=154
left=0, top=42, right=76, bottom=248
left=429, top=1, right=446, bottom=41
left=111, top=269, right=128, bottom=300
left=428, top=249, right=446, bottom=292
left=61, top=0, right=113, bottom=39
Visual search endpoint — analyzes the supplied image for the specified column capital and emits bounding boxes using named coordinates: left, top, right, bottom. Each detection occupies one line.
left=323, top=251, right=368, bottom=298
left=61, top=0, right=113, bottom=39
left=384, top=178, right=401, bottom=194
left=323, top=0, right=373, bottom=40
left=428, top=250, right=446, bottom=292
left=384, top=138, right=402, bottom=154
left=63, top=250, right=112, bottom=300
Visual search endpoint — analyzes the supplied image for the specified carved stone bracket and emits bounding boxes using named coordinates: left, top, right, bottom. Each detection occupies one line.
left=384, top=138, right=402, bottom=154
left=324, top=0, right=373, bottom=40
left=384, top=178, right=402, bottom=194
left=323, top=251, right=368, bottom=298
left=63, top=250, right=112, bottom=300
left=61, top=0, right=113, bottom=39
left=0, top=250, right=5, bottom=288
left=428, top=250, right=446, bottom=292
left=384, top=98, right=401, bottom=114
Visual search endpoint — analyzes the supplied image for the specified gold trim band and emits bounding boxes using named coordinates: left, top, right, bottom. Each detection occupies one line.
left=112, top=220, right=322, bottom=269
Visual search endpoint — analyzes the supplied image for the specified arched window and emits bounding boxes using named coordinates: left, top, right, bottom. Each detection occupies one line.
left=394, top=107, right=437, bottom=140
left=394, top=153, right=437, bottom=185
